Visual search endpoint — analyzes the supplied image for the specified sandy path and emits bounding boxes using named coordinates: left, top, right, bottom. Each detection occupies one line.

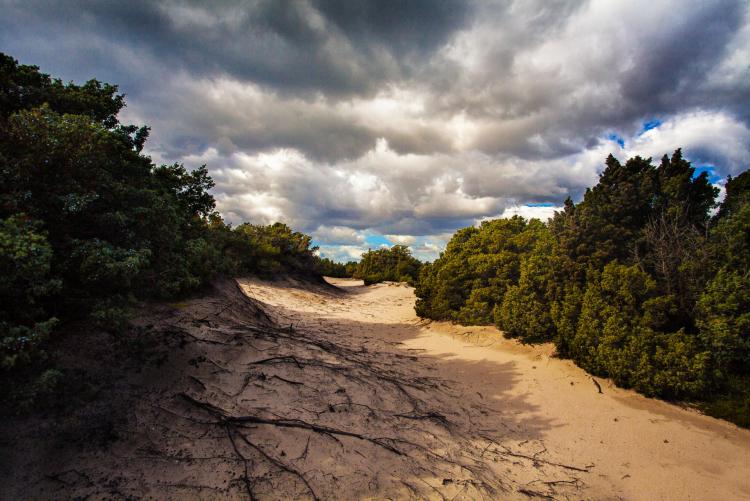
left=242, top=277, right=750, bottom=500
left=4, top=277, right=749, bottom=500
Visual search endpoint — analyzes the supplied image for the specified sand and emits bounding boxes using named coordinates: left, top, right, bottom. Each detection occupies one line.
left=3, top=277, right=749, bottom=500
left=246, top=277, right=750, bottom=500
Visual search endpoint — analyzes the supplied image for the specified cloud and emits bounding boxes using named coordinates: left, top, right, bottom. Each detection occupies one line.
left=1, top=0, right=748, bottom=261
left=316, top=244, right=368, bottom=263
left=625, top=112, right=750, bottom=175
left=385, top=235, right=416, bottom=246
left=496, top=205, right=564, bottom=222
left=312, top=225, right=365, bottom=245
left=0, top=0, right=471, bottom=97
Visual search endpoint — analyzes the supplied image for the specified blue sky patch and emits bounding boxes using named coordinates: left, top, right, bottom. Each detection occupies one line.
left=526, top=202, right=555, bottom=207
left=641, top=119, right=662, bottom=134
left=693, top=165, right=723, bottom=184
left=607, top=133, right=625, bottom=147
left=365, top=234, right=391, bottom=247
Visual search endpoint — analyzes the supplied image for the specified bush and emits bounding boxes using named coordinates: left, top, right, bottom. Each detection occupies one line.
left=697, top=268, right=750, bottom=378
left=0, top=215, right=59, bottom=370
left=353, top=245, right=422, bottom=285
left=569, top=263, right=710, bottom=398
left=314, top=257, right=351, bottom=278
left=495, top=233, right=558, bottom=340
left=415, top=217, right=545, bottom=323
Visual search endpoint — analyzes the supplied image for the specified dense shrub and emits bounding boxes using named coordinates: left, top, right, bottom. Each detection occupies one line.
left=571, top=263, right=710, bottom=397
left=315, top=257, right=351, bottom=278
left=494, top=231, right=561, bottom=340
left=0, top=215, right=59, bottom=370
left=415, top=217, right=545, bottom=323
left=353, top=245, right=421, bottom=285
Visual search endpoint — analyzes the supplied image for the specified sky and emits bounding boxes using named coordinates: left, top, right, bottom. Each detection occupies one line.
left=2, top=0, right=749, bottom=262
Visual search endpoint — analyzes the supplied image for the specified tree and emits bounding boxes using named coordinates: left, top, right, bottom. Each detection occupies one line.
left=0, top=51, right=348, bottom=412
left=572, top=263, right=710, bottom=398
left=495, top=231, right=557, bottom=341
left=0, top=215, right=59, bottom=370
left=697, top=269, right=750, bottom=378
left=0, top=53, right=123, bottom=125
left=653, top=149, right=717, bottom=231
left=314, top=257, right=350, bottom=278
left=354, top=245, right=422, bottom=285
left=414, top=217, right=544, bottom=324
left=413, top=149, right=750, bottom=415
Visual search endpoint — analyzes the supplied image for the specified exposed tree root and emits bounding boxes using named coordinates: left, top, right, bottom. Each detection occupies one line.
left=20, top=278, right=593, bottom=500
left=178, top=392, right=408, bottom=456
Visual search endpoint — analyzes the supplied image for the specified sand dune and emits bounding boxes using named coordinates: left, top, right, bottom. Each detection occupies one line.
left=245, top=277, right=750, bottom=500
left=4, top=277, right=749, bottom=500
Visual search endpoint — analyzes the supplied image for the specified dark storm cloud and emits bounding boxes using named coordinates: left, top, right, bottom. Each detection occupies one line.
left=619, top=1, right=743, bottom=106
left=1, top=0, right=472, bottom=162
left=421, top=0, right=750, bottom=161
left=313, top=0, right=470, bottom=56
left=1, top=0, right=472, bottom=97
left=614, top=0, right=749, bottom=132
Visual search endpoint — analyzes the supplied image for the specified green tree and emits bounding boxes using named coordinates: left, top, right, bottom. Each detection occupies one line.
left=314, top=257, right=350, bottom=278
left=568, top=155, right=656, bottom=269
left=495, top=230, right=557, bottom=341
left=572, top=263, right=710, bottom=397
left=415, top=217, right=545, bottom=324
left=697, top=269, right=750, bottom=378
left=354, top=245, right=422, bottom=285
left=0, top=215, right=59, bottom=370
left=0, top=52, right=342, bottom=411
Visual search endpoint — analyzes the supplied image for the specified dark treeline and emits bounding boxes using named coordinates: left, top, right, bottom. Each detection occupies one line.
left=416, top=152, right=750, bottom=425
left=351, top=245, right=422, bottom=285
left=315, top=256, right=350, bottom=278
left=0, top=54, right=338, bottom=407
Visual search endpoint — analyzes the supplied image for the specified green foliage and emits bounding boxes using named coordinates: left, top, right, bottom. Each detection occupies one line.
left=697, top=269, right=750, bottom=377
left=572, top=263, right=710, bottom=397
left=354, top=245, right=422, bottom=285
left=415, top=217, right=545, bottom=323
left=0, top=215, right=59, bottom=370
left=0, top=53, right=123, bottom=125
left=569, top=154, right=657, bottom=269
left=654, top=150, right=717, bottom=229
left=549, top=283, right=584, bottom=356
left=494, top=232, right=557, bottom=340
left=314, top=257, right=351, bottom=278
left=0, top=103, right=225, bottom=309
left=699, top=375, right=750, bottom=428
left=697, top=171, right=750, bottom=381
left=230, top=222, right=319, bottom=277
left=711, top=172, right=750, bottom=271
left=344, top=261, right=359, bottom=277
